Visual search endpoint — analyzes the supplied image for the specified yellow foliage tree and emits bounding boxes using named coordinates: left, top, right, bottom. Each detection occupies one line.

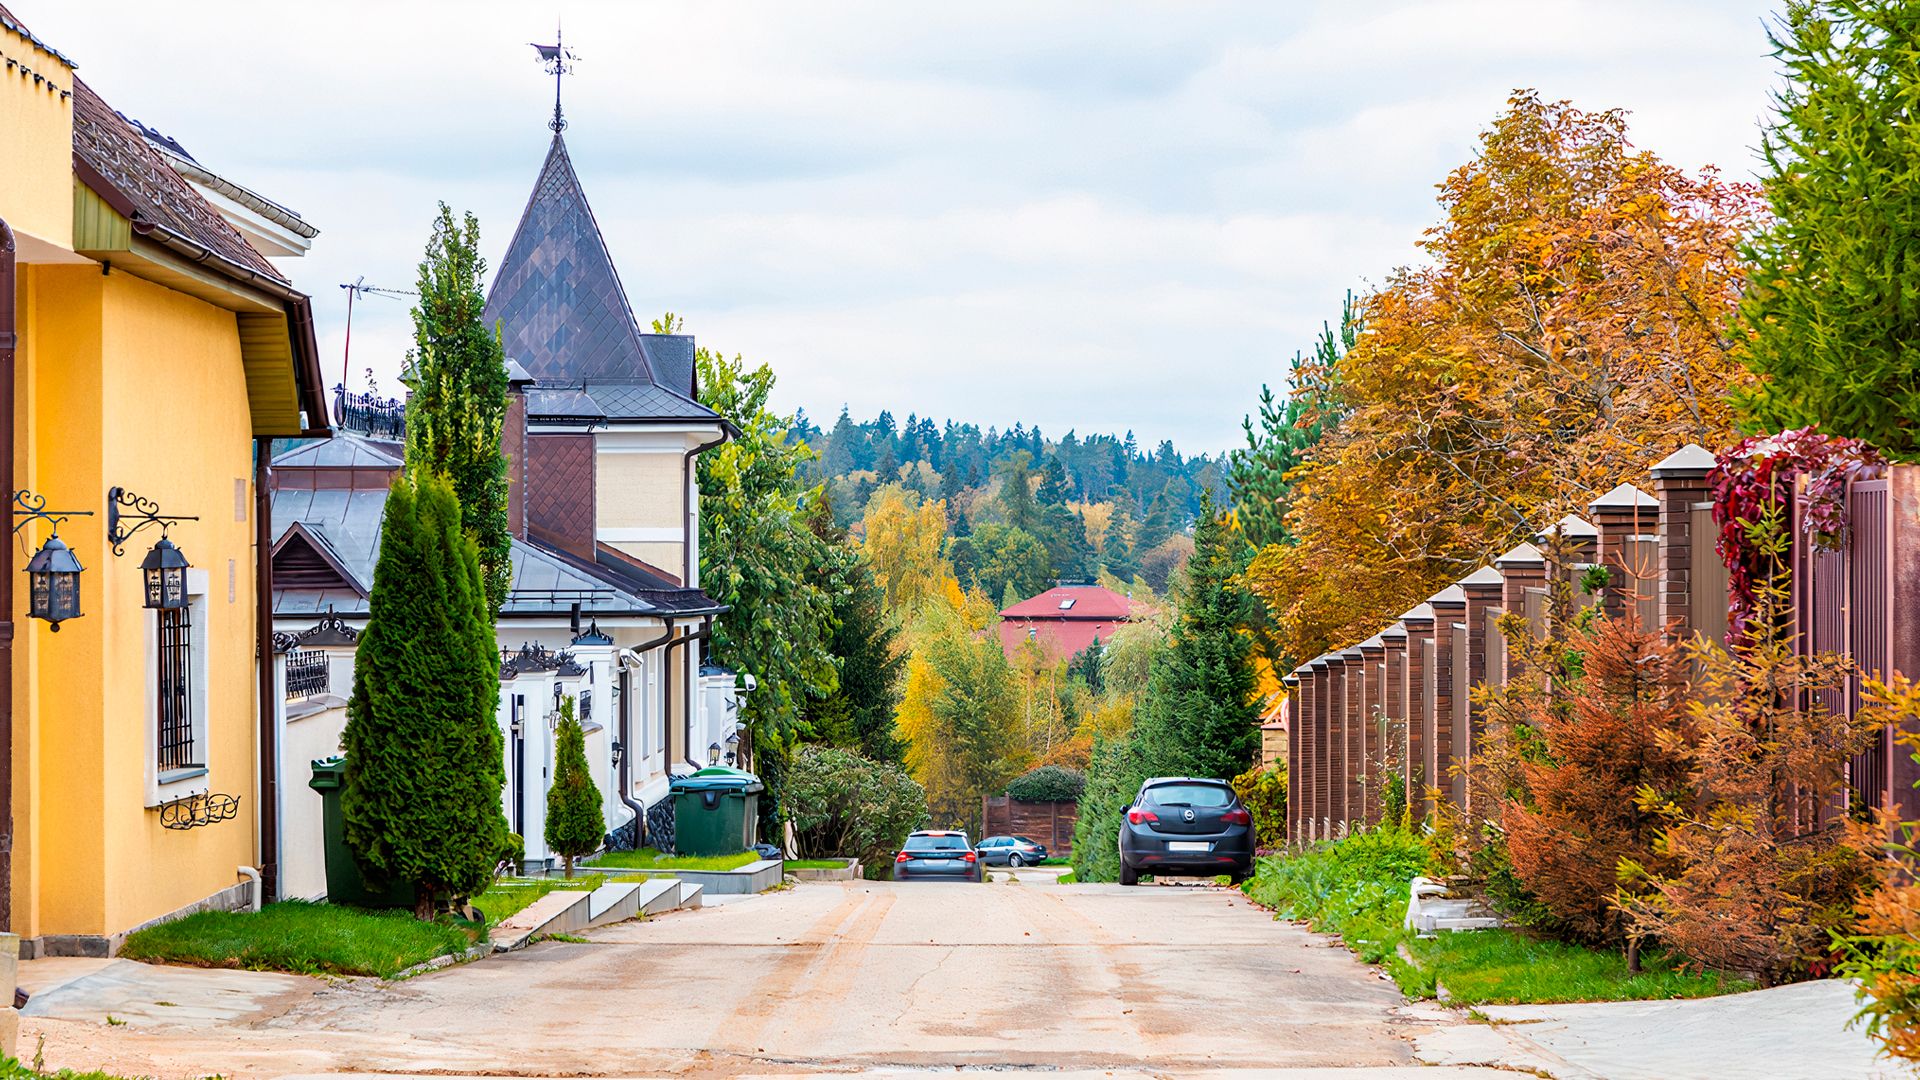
left=1245, top=92, right=1764, bottom=667
left=860, top=483, right=958, bottom=614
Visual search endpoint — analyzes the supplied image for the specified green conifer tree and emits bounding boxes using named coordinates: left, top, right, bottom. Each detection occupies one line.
left=1133, top=492, right=1260, bottom=782
left=545, top=695, right=604, bottom=879
left=342, top=469, right=510, bottom=917
left=1735, top=1, right=1920, bottom=455
left=1228, top=295, right=1356, bottom=548
left=405, top=204, right=512, bottom=615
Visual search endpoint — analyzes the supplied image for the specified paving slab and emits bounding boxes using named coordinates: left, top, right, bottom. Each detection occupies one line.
left=19, top=959, right=320, bottom=1028
left=1474, top=979, right=1895, bottom=1080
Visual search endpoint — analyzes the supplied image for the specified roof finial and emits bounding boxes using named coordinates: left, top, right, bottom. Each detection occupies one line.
left=531, top=22, right=578, bottom=134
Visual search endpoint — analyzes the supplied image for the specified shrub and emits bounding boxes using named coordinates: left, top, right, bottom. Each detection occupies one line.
left=1005, top=764, right=1084, bottom=803
left=1230, top=762, right=1287, bottom=850
left=1072, top=732, right=1149, bottom=883
left=1837, top=676, right=1920, bottom=1061
left=787, top=744, right=928, bottom=868
left=544, top=695, right=603, bottom=878
left=343, top=470, right=510, bottom=917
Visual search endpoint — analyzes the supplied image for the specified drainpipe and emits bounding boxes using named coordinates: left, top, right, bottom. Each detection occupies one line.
left=618, top=620, right=675, bottom=845
left=254, top=437, right=277, bottom=902
left=0, top=217, right=15, bottom=933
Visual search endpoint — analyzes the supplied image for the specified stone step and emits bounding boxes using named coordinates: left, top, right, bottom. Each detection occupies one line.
left=490, top=889, right=592, bottom=952
left=674, top=881, right=704, bottom=910
left=584, top=882, right=643, bottom=927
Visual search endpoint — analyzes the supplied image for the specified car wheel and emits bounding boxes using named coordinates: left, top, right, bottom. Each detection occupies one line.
left=1009, top=853, right=1025, bottom=868
left=1119, top=863, right=1139, bottom=887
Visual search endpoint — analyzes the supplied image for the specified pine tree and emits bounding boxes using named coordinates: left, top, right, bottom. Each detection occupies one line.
left=1229, top=295, right=1356, bottom=548
left=342, top=469, right=510, bottom=917
left=545, top=695, right=604, bottom=878
left=1736, top=1, right=1920, bottom=456
left=405, top=204, right=512, bottom=616
left=1133, top=493, right=1259, bottom=781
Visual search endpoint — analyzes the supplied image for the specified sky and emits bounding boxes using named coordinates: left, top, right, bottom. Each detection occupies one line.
left=22, top=1, right=1784, bottom=454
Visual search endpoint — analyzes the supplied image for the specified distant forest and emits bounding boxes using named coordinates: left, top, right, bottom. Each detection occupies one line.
left=790, top=407, right=1227, bottom=600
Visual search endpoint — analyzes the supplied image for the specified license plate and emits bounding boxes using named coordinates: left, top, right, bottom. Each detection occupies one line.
left=1167, top=841, right=1211, bottom=852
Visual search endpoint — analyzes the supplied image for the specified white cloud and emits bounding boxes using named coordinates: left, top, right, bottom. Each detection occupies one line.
left=15, top=0, right=1781, bottom=452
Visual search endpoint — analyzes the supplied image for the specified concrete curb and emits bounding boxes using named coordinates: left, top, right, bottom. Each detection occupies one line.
left=391, top=942, right=492, bottom=981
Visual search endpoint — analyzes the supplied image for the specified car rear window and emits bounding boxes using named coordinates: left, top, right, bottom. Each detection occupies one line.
left=1146, top=783, right=1233, bottom=808
left=906, top=834, right=969, bottom=850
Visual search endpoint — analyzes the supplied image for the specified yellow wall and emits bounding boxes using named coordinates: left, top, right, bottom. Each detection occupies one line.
left=12, top=264, right=260, bottom=940
left=0, top=22, right=74, bottom=248
left=596, top=452, right=682, bottom=527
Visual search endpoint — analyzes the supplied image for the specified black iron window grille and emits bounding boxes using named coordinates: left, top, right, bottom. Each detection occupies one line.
left=333, top=385, right=406, bottom=441
left=284, top=649, right=329, bottom=699
left=157, top=606, right=196, bottom=770
left=580, top=689, right=592, bottom=722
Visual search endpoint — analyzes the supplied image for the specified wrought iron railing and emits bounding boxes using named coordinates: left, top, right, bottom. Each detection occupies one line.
left=333, top=385, right=406, bottom=441
left=285, top=648, right=329, bottom=699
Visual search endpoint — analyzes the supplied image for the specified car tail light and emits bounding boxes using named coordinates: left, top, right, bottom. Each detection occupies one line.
left=963, top=851, right=978, bottom=862
left=1127, top=808, right=1159, bottom=825
left=1222, top=808, right=1252, bottom=826
left=895, top=851, right=911, bottom=863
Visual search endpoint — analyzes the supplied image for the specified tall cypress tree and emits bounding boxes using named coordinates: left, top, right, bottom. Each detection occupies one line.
left=342, top=469, right=510, bottom=916
left=545, top=695, right=604, bottom=879
left=1735, top=1, right=1920, bottom=456
left=1133, top=492, right=1259, bottom=782
left=406, top=203, right=512, bottom=614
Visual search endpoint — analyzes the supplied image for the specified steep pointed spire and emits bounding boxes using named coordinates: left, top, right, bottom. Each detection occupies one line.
left=482, top=135, right=657, bottom=385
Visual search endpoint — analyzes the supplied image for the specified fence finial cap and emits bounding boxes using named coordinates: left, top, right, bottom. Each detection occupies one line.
left=1399, top=601, right=1436, bottom=621
left=1651, top=443, right=1717, bottom=476
left=1461, top=565, right=1505, bottom=587
left=1428, top=584, right=1467, bottom=605
left=1589, top=482, right=1658, bottom=510
left=1496, top=541, right=1544, bottom=566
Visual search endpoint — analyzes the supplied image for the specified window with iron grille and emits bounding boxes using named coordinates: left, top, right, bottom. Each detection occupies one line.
left=157, top=606, right=196, bottom=771
left=580, top=689, right=592, bottom=722
left=284, top=649, right=329, bottom=699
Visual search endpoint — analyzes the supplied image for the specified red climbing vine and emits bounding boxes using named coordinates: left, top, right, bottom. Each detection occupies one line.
left=1707, top=426, right=1884, bottom=646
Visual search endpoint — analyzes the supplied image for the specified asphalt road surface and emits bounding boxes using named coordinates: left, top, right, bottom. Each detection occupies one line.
left=25, top=879, right=1504, bottom=1078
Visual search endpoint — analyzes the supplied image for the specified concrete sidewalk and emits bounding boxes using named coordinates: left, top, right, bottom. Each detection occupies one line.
left=1417, top=979, right=1901, bottom=1079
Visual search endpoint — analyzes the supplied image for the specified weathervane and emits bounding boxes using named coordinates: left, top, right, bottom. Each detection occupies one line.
left=531, top=23, right=579, bottom=134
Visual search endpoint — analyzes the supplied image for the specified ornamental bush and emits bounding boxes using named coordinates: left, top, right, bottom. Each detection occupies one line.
left=1005, top=764, right=1084, bottom=803
left=545, top=695, right=604, bottom=879
left=1230, top=762, right=1287, bottom=851
left=342, top=469, right=510, bottom=918
left=787, top=745, right=928, bottom=869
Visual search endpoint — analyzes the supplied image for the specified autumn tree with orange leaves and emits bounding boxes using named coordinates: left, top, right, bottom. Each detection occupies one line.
left=1244, top=92, right=1765, bottom=670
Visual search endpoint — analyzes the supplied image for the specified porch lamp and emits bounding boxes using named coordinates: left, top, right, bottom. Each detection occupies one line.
left=707, top=741, right=722, bottom=766
left=25, top=532, right=84, bottom=630
left=139, top=535, right=190, bottom=609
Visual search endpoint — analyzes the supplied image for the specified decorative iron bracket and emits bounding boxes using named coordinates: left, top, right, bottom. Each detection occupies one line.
left=106, top=486, right=197, bottom=556
left=11, top=489, right=92, bottom=538
left=158, top=791, right=241, bottom=831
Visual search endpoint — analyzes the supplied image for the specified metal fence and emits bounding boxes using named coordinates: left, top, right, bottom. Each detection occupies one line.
left=285, top=649, right=329, bottom=700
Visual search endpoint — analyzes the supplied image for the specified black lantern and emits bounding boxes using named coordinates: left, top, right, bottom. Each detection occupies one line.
left=707, top=741, right=722, bottom=766
left=25, top=531, right=83, bottom=630
left=140, top=535, right=190, bottom=610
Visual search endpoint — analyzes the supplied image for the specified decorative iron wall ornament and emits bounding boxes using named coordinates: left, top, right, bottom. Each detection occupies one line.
left=106, top=486, right=198, bottom=557
left=333, top=385, right=406, bottom=441
left=158, top=791, right=241, bottom=831
left=500, top=641, right=585, bottom=678
left=13, top=490, right=93, bottom=630
left=277, top=606, right=359, bottom=653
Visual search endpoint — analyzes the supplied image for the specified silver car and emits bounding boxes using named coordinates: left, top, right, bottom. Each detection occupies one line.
left=976, top=835, right=1048, bottom=867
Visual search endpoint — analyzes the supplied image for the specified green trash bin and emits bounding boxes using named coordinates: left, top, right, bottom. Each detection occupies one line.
left=309, top=756, right=415, bottom=909
left=669, top=766, right=764, bottom=856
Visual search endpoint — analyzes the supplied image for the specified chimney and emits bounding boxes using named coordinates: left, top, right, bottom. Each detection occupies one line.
left=503, top=359, right=533, bottom=541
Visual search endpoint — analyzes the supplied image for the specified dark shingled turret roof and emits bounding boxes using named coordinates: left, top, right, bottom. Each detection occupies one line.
left=483, top=134, right=718, bottom=423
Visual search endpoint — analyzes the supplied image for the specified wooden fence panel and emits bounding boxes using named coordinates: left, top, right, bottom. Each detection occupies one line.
left=980, top=797, right=1079, bottom=854
left=1689, top=505, right=1729, bottom=647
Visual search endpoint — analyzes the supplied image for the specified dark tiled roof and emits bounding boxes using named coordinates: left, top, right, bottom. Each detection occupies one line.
left=484, top=135, right=652, bottom=384
left=583, top=381, right=716, bottom=421
left=71, top=78, right=285, bottom=283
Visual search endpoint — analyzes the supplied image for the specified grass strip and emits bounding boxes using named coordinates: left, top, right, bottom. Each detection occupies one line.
left=588, top=846, right=760, bottom=872
left=118, top=900, right=478, bottom=979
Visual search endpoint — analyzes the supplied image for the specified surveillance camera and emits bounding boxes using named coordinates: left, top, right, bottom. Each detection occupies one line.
left=740, top=673, right=758, bottom=693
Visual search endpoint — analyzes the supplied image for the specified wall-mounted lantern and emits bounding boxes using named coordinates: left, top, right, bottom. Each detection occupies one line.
left=611, top=739, right=625, bottom=768
left=140, top=535, right=190, bottom=609
left=13, top=490, right=93, bottom=632
left=707, top=741, right=722, bottom=767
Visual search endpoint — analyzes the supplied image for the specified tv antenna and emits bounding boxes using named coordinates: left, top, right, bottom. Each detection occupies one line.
left=531, top=24, right=579, bottom=134
left=338, top=276, right=415, bottom=391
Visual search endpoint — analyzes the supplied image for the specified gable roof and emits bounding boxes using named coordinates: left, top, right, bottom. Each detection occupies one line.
left=1000, top=584, right=1135, bottom=621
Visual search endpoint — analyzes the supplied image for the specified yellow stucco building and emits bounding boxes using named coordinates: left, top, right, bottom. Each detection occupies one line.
left=1, top=5, right=328, bottom=954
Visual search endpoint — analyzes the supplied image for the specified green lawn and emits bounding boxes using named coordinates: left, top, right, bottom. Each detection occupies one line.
left=785, top=859, right=852, bottom=870
left=118, top=900, right=479, bottom=979
left=589, top=847, right=760, bottom=872
left=0, top=1055, right=140, bottom=1080
left=1243, top=831, right=1748, bottom=1005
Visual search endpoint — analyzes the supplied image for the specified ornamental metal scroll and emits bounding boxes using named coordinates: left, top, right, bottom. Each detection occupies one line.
left=158, top=791, right=241, bottom=831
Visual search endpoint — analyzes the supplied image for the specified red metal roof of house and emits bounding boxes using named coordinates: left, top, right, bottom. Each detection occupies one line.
left=999, top=584, right=1134, bottom=621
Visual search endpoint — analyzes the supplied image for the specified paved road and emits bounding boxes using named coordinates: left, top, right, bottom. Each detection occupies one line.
left=25, top=879, right=1513, bottom=1078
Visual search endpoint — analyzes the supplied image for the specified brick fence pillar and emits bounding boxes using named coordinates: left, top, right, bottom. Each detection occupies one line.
left=1589, top=483, right=1659, bottom=622
left=1312, top=655, right=1336, bottom=836
left=1381, top=623, right=1408, bottom=821
left=1459, top=566, right=1505, bottom=814
left=1358, top=635, right=1387, bottom=826
left=1341, top=648, right=1367, bottom=832
left=1495, top=543, right=1546, bottom=676
left=1281, top=672, right=1300, bottom=840
left=1651, top=444, right=1716, bottom=640
left=1399, top=602, right=1435, bottom=817
left=1428, top=584, right=1467, bottom=810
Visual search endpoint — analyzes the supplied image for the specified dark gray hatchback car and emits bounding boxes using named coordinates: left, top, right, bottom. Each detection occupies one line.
left=892, top=830, right=983, bottom=882
left=1116, top=777, right=1254, bottom=886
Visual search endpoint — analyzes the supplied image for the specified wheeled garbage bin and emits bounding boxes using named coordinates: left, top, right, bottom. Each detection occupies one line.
left=668, top=767, right=764, bottom=856
left=309, top=755, right=415, bottom=909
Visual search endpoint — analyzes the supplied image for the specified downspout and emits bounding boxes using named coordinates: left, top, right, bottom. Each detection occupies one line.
left=682, top=431, right=726, bottom=588
left=618, top=620, right=676, bottom=845
left=667, top=617, right=714, bottom=771
left=0, top=217, right=16, bottom=933
left=254, top=437, right=277, bottom=902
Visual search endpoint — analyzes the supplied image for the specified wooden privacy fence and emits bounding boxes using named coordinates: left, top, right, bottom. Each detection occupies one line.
left=980, top=796, right=1078, bottom=854
left=1285, top=444, right=1920, bottom=841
